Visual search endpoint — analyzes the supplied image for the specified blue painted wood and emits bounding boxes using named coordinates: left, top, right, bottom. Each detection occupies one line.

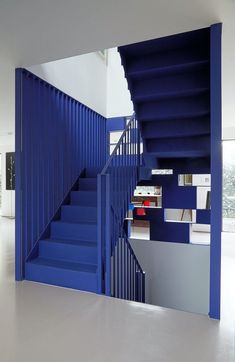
left=15, top=68, right=106, bottom=280
left=97, top=174, right=104, bottom=294
left=107, top=116, right=126, bottom=131
left=209, top=23, right=222, bottom=320
left=141, top=117, right=210, bottom=139
left=61, top=205, right=97, bottom=223
left=157, top=157, right=210, bottom=173
left=70, top=191, right=97, bottom=206
left=150, top=221, right=190, bottom=243
left=39, top=239, right=97, bottom=264
left=105, top=174, right=111, bottom=296
left=50, top=221, right=97, bottom=241
left=15, top=68, right=23, bottom=280
left=78, top=178, right=97, bottom=190
left=98, top=116, right=145, bottom=302
left=119, top=24, right=222, bottom=317
left=25, top=258, right=97, bottom=292
left=24, top=169, right=103, bottom=292
left=196, top=210, right=211, bottom=225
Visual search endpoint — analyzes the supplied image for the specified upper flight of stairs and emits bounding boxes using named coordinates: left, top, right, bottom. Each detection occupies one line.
left=118, top=27, right=211, bottom=172
left=25, top=167, right=101, bottom=292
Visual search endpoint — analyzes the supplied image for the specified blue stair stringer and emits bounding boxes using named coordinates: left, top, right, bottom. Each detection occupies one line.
left=25, top=167, right=102, bottom=292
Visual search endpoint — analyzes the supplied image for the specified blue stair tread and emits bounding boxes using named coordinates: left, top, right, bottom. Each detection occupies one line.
left=62, top=205, right=97, bottom=209
left=70, top=191, right=97, bottom=206
left=141, top=116, right=210, bottom=140
left=41, top=238, right=97, bottom=247
left=139, top=111, right=210, bottom=122
left=126, top=60, right=210, bottom=79
left=50, top=220, right=97, bottom=242
left=133, top=87, right=209, bottom=103
left=119, top=28, right=209, bottom=57
left=79, top=177, right=97, bottom=181
left=78, top=178, right=97, bottom=190
left=52, top=220, right=96, bottom=226
left=61, top=205, right=97, bottom=223
left=85, top=167, right=102, bottom=177
left=71, top=191, right=97, bottom=196
left=28, top=257, right=97, bottom=273
left=146, top=150, right=210, bottom=158
left=62, top=205, right=97, bottom=212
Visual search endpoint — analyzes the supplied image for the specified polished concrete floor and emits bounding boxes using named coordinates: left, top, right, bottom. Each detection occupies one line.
left=0, top=217, right=234, bottom=362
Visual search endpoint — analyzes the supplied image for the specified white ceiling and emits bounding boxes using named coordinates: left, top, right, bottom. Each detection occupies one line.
left=0, top=0, right=234, bottom=140
left=0, top=0, right=228, bottom=66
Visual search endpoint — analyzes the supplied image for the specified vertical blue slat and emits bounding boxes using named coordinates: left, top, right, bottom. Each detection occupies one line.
left=15, top=68, right=106, bottom=278
left=209, top=23, right=222, bottom=320
left=97, top=174, right=103, bottom=294
left=15, top=69, right=23, bottom=280
left=105, top=174, right=111, bottom=296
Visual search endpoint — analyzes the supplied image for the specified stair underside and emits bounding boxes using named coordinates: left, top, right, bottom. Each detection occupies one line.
left=119, top=27, right=211, bottom=172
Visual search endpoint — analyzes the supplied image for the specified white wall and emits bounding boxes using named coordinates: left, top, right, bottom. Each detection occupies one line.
left=27, top=52, right=108, bottom=117
left=0, top=61, right=15, bottom=217
left=0, top=61, right=15, bottom=135
left=28, top=48, right=133, bottom=119
left=0, top=145, right=15, bottom=217
left=130, top=239, right=210, bottom=315
left=106, top=48, right=133, bottom=118
left=197, top=187, right=211, bottom=209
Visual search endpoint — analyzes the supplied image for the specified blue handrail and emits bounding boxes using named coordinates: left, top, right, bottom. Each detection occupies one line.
left=97, top=115, right=145, bottom=303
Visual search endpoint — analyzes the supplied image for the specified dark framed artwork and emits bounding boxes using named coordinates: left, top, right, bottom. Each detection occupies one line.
left=6, top=152, right=15, bottom=190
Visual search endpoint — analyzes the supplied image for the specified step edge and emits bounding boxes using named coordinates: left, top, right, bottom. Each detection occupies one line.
left=26, top=257, right=97, bottom=273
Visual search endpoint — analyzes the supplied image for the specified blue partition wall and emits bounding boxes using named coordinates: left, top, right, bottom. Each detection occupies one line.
left=119, top=24, right=222, bottom=319
left=15, top=69, right=107, bottom=281
left=209, top=24, right=222, bottom=320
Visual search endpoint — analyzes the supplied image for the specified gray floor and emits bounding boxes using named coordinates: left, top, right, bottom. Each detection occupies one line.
left=0, top=217, right=234, bottom=362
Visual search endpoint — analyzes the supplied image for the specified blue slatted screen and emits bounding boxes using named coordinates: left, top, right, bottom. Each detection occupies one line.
left=15, top=68, right=107, bottom=280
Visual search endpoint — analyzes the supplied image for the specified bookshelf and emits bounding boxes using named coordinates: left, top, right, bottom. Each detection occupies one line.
left=132, top=186, right=162, bottom=208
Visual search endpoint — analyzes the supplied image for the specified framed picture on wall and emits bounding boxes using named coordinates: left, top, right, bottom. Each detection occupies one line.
left=6, top=152, right=15, bottom=190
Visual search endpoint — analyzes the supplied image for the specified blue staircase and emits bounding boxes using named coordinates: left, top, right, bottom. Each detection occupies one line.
left=25, top=115, right=145, bottom=303
left=25, top=167, right=101, bottom=292
left=118, top=27, right=211, bottom=172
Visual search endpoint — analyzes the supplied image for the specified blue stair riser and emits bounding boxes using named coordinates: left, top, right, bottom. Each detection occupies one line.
left=132, top=70, right=209, bottom=100
left=127, top=60, right=209, bottom=81
left=158, top=157, right=210, bottom=173
left=79, top=178, right=97, bottom=191
left=120, top=27, right=209, bottom=54
left=61, top=205, right=97, bottom=223
left=137, top=95, right=210, bottom=121
left=39, top=240, right=97, bottom=264
left=85, top=167, right=102, bottom=178
left=146, top=135, right=210, bottom=154
left=25, top=262, right=97, bottom=292
left=125, top=48, right=209, bottom=75
left=70, top=191, right=97, bottom=206
left=51, top=222, right=97, bottom=241
left=141, top=117, right=210, bottom=139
